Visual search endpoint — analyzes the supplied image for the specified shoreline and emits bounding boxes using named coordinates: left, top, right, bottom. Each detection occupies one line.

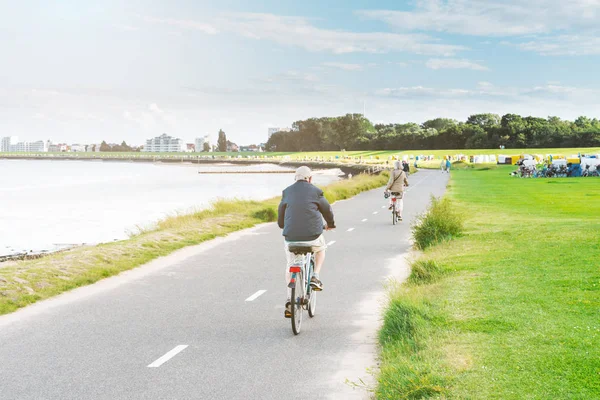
left=1, top=162, right=363, bottom=261
left=0, top=155, right=384, bottom=178
left=0, top=244, right=85, bottom=264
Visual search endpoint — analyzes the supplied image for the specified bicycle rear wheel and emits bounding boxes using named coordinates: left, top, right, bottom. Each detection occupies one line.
left=308, top=260, right=317, bottom=317
left=308, top=290, right=317, bottom=318
left=291, top=269, right=304, bottom=335
left=392, top=203, right=397, bottom=225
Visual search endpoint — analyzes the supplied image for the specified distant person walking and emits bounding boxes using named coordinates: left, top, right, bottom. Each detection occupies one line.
left=402, top=160, right=410, bottom=175
left=445, top=158, right=452, bottom=173
left=441, top=158, right=446, bottom=172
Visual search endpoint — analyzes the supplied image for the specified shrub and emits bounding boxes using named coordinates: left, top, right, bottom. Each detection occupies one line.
left=408, top=259, right=445, bottom=284
left=253, top=206, right=277, bottom=222
left=378, top=293, right=447, bottom=399
left=412, top=196, right=464, bottom=250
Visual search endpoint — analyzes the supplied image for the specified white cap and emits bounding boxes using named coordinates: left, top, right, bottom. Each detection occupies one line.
left=295, top=166, right=312, bottom=181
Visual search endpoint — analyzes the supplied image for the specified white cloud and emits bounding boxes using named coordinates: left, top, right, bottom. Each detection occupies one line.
left=116, top=24, right=139, bottom=32
left=426, top=58, right=489, bottom=71
left=375, top=83, right=599, bottom=102
left=323, top=62, right=364, bottom=71
left=141, top=15, right=218, bottom=35
left=515, top=35, right=600, bottom=55
left=142, top=13, right=466, bottom=56
left=271, top=71, right=320, bottom=83
left=376, top=86, right=466, bottom=98
left=149, top=103, right=163, bottom=115
left=357, top=0, right=600, bottom=37
left=367, top=81, right=600, bottom=127
left=387, top=61, right=410, bottom=67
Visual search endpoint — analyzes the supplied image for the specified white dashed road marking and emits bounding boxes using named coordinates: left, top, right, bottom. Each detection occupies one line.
left=361, top=219, right=367, bottom=222
left=373, top=211, right=379, bottom=215
left=245, top=290, right=267, bottom=302
left=327, top=241, right=336, bottom=246
left=148, top=345, right=188, bottom=368
left=347, top=228, right=355, bottom=232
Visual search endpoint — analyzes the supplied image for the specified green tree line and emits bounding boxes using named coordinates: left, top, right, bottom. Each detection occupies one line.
left=99, top=141, right=138, bottom=152
left=266, top=113, right=600, bottom=151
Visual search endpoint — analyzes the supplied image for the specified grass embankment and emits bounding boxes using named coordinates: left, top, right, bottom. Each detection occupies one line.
left=0, top=173, right=388, bottom=316
left=377, top=165, right=600, bottom=399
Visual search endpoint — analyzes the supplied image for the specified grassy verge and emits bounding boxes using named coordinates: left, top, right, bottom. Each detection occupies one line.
left=0, top=172, right=388, bottom=316
left=377, top=165, right=600, bottom=399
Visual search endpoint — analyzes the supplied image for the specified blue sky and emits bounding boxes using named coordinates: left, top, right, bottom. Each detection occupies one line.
left=2, top=0, right=600, bottom=145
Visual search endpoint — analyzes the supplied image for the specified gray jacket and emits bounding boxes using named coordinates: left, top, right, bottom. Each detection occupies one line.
left=278, top=180, right=335, bottom=241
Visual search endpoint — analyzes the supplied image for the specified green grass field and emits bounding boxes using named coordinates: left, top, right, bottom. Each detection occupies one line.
left=377, top=165, right=600, bottom=399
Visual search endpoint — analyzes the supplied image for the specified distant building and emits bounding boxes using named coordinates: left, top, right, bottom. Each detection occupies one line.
left=1, top=136, right=19, bottom=152
left=28, top=140, right=48, bottom=152
left=186, top=143, right=195, bottom=152
left=48, top=143, right=68, bottom=152
left=9, top=142, right=26, bottom=152
left=143, top=133, right=184, bottom=152
left=4, top=139, right=48, bottom=152
left=70, top=144, right=86, bottom=152
left=226, top=141, right=239, bottom=152
left=268, top=127, right=291, bottom=140
left=194, top=135, right=211, bottom=152
left=239, top=144, right=261, bottom=152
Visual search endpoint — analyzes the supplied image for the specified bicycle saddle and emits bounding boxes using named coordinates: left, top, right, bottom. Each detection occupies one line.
left=288, top=246, right=318, bottom=254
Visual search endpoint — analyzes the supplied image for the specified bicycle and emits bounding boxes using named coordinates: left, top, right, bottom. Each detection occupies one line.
left=385, top=190, right=404, bottom=225
left=287, top=245, right=318, bottom=335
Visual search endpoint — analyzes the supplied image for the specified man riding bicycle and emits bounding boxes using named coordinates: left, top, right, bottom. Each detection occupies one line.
left=385, top=161, right=409, bottom=221
left=278, top=166, right=335, bottom=318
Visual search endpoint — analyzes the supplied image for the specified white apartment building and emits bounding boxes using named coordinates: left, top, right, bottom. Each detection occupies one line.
left=71, top=144, right=86, bottom=152
left=28, top=140, right=48, bottom=152
left=194, top=135, right=211, bottom=152
left=143, top=133, right=184, bottom=152
left=5, top=139, right=48, bottom=152
left=1, top=136, right=18, bottom=152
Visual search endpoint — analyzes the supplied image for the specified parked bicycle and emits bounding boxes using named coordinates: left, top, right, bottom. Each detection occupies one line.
left=582, top=164, right=600, bottom=177
left=287, top=245, right=319, bottom=335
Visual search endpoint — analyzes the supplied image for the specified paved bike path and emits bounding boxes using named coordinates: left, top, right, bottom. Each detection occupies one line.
left=0, top=169, right=448, bottom=400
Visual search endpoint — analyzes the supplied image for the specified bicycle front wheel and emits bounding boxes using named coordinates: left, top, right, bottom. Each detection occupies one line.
left=291, top=270, right=304, bottom=335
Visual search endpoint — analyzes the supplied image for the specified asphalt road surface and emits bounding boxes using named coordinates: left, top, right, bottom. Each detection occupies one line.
left=0, top=169, right=448, bottom=400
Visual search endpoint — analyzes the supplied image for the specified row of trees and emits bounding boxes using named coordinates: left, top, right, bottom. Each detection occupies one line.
left=265, top=114, right=600, bottom=151
left=99, top=141, right=138, bottom=152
